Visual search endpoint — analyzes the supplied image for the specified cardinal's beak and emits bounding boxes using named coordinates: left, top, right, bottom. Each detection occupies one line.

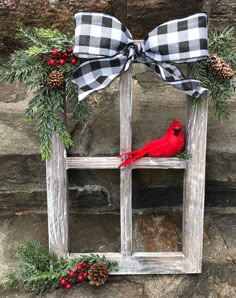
left=173, top=128, right=180, bottom=136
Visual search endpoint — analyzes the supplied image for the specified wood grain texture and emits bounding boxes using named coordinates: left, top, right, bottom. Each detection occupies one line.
left=183, top=92, right=208, bottom=273
left=66, top=157, right=187, bottom=169
left=120, top=68, right=133, bottom=256
left=70, top=252, right=196, bottom=274
left=46, top=134, right=68, bottom=258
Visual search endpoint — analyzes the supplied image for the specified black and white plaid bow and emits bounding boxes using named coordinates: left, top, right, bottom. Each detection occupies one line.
left=72, top=12, right=208, bottom=101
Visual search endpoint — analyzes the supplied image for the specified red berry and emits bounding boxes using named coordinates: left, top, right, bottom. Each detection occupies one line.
left=68, top=270, right=75, bottom=278
left=70, top=58, right=77, bottom=65
left=59, top=59, right=66, bottom=66
left=66, top=282, right=72, bottom=289
left=70, top=45, right=75, bottom=52
left=77, top=264, right=83, bottom=271
left=52, top=49, right=59, bottom=56
left=83, top=272, right=88, bottom=278
left=82, top=261, right=88, bottom=267
left=77, top=274, right=83, bottom=281
left=60, top=278, right=67, bottom=286
left=62, top=52, right=70, bottom=58
left=48, top=59, right=56, bottom=66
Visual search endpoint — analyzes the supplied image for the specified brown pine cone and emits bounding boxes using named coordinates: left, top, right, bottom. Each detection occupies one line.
left=207, top=53, right=234, bottom=80
left=47, top=70, right=64, bottom=88
left=88, top=263, right=109, bottom=286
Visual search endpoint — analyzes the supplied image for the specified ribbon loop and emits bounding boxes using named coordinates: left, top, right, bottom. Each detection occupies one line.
left=74, top=12, right=133, bottom=59
left=73, top=12, right=208, bottom=101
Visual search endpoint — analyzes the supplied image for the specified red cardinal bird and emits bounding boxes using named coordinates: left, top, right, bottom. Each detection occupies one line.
left=118, top=120, right=184, bottom=168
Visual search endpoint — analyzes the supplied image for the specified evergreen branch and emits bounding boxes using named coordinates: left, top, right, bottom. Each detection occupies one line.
left=26, top=46, right=48, bottom=57
left=18, top=26, right=48, bottom=49
left=66, top=80, right=90, bottom=121
left=33, top=28, right=74, bottom=49
left=0, top=26, right=86, bottom=160
left=25, top=86, right=73, bottom=160
left=18, top=26, right=73, bottom=50
left=73, top=254, right=119, bottom=273
left=176, top=150, right=191, bottom=160
left=0, top=50, right=46, bottom=89
left=4, top=240, right=118, bottom=294
left=37, top=92, right=73, bottom=160
left=192, top=27, right=236, bottom=120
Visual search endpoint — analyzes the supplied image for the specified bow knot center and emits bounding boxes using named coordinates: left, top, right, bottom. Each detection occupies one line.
left=128, top=42, right=143, bottom=58
left=133, top=43, right=142, bottom=54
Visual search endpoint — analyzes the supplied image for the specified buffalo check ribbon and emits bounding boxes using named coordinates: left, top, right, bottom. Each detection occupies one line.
left=72, top=12, right=208, bottom=101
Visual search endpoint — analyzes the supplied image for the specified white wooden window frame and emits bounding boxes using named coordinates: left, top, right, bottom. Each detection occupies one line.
left=46, top=64, right=208, bottom=274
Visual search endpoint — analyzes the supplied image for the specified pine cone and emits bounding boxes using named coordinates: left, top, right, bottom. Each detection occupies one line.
left=207, top=53, right=234, bottom=80
left=88, top=263, right=108, bottom=286
left=47, top=70, right=64, bottom=88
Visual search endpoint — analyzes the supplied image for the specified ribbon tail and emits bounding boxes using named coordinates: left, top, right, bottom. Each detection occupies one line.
left=72, top=54, right=129, bottom=101
left=145, top=61, right=207, bottom=98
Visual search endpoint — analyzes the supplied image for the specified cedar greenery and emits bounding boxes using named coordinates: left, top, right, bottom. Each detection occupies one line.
left=176, top=150, right=191, bottom=160
left=192, top=27, right=236, bottom=120
left=0, top=27, right=89, bottom=160
left=4, top=240, right=118, bottom=294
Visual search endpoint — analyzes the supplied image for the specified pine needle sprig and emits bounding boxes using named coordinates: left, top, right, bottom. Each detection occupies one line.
left=4, top=240, right=64, bottom=294
left=17, top=26, right=47, bottom=49
left=192, top=27, right=236, bottom=120
left=0, top=50, right=41, bottom=86
left=18, top=26, right=73, bottom=52
left=74, top=254, right=119, bottom=273
left=176, top=150, right=191, bottom=160
left=208, top=27, right=236, bottom=62
left=0, top=26, right=89, bottom=160
left=33, top=28, right=74, bottom=50
left=66, top=80, right=90, bottom=121
left=4, top=240, right=118, bottom=294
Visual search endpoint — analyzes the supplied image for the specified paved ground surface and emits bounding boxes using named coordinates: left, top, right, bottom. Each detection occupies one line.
left=0, top=209, right=235, bottom=297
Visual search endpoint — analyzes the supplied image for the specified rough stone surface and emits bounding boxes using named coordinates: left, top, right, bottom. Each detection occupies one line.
left=0, top=83, right=39, bottom=156
left=133, top=213, right=182, bottom=252
left=0, top=0, right=113, bottom=54
left=0, top=0, right=208, bottom=53
left=0, top=211, right=235, bottom=297
left=127, top=0, right=205, bottom=39
left=210, top=0, right=236, bottom=33
left=213, top=215, right=236, bottom=249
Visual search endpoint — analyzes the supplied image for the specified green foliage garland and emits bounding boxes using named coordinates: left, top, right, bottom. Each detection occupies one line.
left=0, top=27, right=89, bottom=160
left=4, top=240, right=118, bottom=294
left=192, top=27, right=236, bottom=120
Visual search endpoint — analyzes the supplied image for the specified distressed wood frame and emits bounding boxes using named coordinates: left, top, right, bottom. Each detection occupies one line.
left=46, top=64, right=208, bottom=274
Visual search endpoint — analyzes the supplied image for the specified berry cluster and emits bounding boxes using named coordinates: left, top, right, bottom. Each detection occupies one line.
left=60, top=261, right=88, bottom=289
left=48, top=46, right=77, bottom=67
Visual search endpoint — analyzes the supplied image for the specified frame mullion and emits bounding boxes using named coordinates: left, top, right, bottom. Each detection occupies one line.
left=120, top=67, right=133, bottom=256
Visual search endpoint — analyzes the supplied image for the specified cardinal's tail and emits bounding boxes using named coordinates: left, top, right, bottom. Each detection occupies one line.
left=118, top=149, right=140, bottom=158
left=118, top=157, right=135, bottom=168
left=118, top=149, right=147, bottom=168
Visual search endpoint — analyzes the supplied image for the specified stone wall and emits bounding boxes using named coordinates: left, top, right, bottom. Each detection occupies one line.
left=0, top=0, right=236, bottom=211
left=0, top=0, right=207, bottom=53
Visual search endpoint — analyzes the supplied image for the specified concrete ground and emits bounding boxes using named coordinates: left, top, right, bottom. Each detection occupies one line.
left=0, top=209, right=235, bottom=298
